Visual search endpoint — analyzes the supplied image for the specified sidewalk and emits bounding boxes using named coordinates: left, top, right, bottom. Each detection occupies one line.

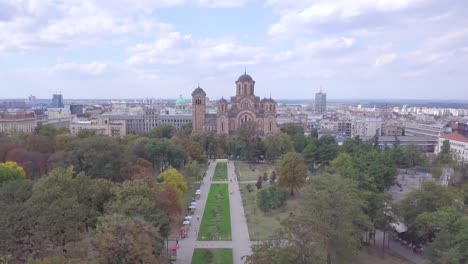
left=228, top=161, right=252, bottom=263
left=173, top=161, right=216, bottom=264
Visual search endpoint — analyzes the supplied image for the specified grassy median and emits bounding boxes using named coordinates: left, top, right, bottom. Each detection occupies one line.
left=192, top=248, right=233, bottom=264
left=213, top=162, right=228, bottom=180
left=199, top=184, right=231, bottom=240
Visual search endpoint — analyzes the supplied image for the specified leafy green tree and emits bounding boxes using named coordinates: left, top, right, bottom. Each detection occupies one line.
left=94, top=214, right=164, bottom=264
left=293, top=132, right=307, bottom=153
left=66, top=136, right=130, bottom=181
left=149, top=125, right=175, bottom=139
left=414, top=207, right=468, bottom=264
left=437, top=139, right=453, bottom=165
left=256, top=176, right=263, bottom=190
left=145, top=139, right=185, bottom=173
left=300, top=174, right=370, bottom=263
left=106, top=180, right=169, bottom=236
left=280, top=123, right=303, bottom=138
left=277, top=152, right=307, bottom=196
left=0, top=179, right=32, bottom=204
left=399, top=181, right=461, bottom=224
left=0, top=161, right=26, bottom=186
left=264, top=133, right=293, bottom=161
left=257, top=186, right=288, bottom=212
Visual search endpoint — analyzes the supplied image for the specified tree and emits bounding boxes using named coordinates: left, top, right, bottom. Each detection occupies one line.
left=0, top=161, right=26, bottom=186
left=257, top=186, right=288, bottom=212
left=300, top=174, right=369, bottom=263
left=145, top=139, right=185, bottom=173
left=106, top=181, right=169, bottom=237
left=437, top=139, right=453, bottom=165
left=280, top=123, right=303, bottom=138
left=264, top=133, right=293, bottom=162
left=94, top=214, right=164, bottom=264
left=0, top=179, right=32, bottom=203
left=330, top=153, right=354, bottom=178
left=414, top=207, right=468, bottom=263
left=303, top=140, right=318, bottom=170
left=183, top=160, right=202, bottom=182
left=293, top=132, right=307, bottom=153
left=158, top=168, right=188, bottom=193
left=277, top=152, right=307, bottom=196
left=399, top=181, right=461, bottom=225
left=158, top=184, right=183, bottom=219
left=66, top=136, right=130, bottom=181
left=262, top=172, right=268, bottom=182
left=149, top=125, right=175, bottom=139
left=256, top=176, right=263, bottom=190
left=270, top=170, right=277, bottom=183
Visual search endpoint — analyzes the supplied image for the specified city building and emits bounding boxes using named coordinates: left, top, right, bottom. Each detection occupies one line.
left=51, top=94, right=64, bottom=108
left=192, top=72, right=278, bottom=135
left=70, top=104, right=85, bottom=116
left=361, top=136, right=438, bottom=153
left=404, top=122, right=450, bottom=139
left=351, top=117, right=383, bottom=137
left=0, top=112, right=37, bottom=134
left=103, top=108, right=192, bottom=135
left=45, top=108, right=72, bottom=129
left=436, top=123, right=468, bottom=161
left=315, top=89, right=327, bottom=113
left=70, top=117, right=126, bottom=137
left=382, top=123, right=405, bottom=136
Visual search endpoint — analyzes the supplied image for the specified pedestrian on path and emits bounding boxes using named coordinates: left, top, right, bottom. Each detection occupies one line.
left=197, top=215, right=200, bottom=221
left=176, top=238, right=179, bottom=247
left=194, top=228, right=198, bottom=236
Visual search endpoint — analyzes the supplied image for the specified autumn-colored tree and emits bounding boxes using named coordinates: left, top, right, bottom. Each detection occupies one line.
left=277, top=152, right=307, bottom=196
left=158, top=184, right=183, bottom=219
left=94, top=214, right=164, bottom=264
left=122, top=158, right=155, bottom=184
left=0, top=161, right=26, bottom=186
left=158, top=168, right=188, bottom=193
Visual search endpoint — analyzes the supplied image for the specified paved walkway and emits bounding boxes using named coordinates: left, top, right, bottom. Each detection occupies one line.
left=172, top=160, right=252, bottom=264
left=173, top=161, right=215, bottom=264
left=228, top=160, right=252, bottom=263
left=375, top=230, right=422, bottom=264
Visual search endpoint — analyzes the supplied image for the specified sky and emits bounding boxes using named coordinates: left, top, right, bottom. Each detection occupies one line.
left=1, top=0, right=468, bottom=100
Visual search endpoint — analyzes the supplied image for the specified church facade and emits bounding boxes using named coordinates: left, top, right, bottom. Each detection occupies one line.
left=192, top=72, right=278, bottom=136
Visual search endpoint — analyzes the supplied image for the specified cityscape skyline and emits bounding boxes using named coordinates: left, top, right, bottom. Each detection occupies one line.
left=1, top=1, right=468, bottom=100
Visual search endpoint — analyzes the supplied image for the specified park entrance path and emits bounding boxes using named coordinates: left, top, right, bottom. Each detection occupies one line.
left=173, top=160, right=252, bottom=264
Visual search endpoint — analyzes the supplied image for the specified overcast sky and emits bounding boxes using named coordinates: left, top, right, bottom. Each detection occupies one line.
left=1, top=0, right=468, bottom=100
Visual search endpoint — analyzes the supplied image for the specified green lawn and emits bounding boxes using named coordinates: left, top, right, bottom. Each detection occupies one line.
left=213, top=162, right=228, bottom=180
left=240, top=182, right=300, bottom=240
left=192, top=248, right=233, bottom=264
left=199, top=184, right=231, bottom=240
left=235, top=161, right=277, bottom=181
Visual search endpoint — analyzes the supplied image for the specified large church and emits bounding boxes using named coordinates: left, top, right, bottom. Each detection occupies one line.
left=191, top=72, right=278, bottom=135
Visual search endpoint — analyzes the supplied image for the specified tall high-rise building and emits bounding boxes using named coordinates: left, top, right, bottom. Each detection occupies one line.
left=315, top=89, right=327, bottom=113
left=51, top=93, right=64, bottom=108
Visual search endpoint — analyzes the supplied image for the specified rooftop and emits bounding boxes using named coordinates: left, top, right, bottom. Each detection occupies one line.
left=440, top=132, right=468, bottom=143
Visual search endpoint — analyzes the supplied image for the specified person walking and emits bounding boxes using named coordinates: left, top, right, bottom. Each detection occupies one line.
left=176, top=237, right=179, bottom=247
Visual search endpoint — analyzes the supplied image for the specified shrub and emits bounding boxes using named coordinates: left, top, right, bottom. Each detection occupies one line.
left=257, top=186, right=288, bottom=212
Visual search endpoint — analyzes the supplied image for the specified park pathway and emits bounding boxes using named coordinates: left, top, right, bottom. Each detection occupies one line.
left=173, top=160, right=252, bottom=264
left=173, top=161, right=215, bottom=264
left=228, top=160, right=252, bottom=263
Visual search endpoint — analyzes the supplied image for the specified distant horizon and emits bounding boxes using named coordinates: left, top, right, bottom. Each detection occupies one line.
left=2, top=97, right=468, bottom=104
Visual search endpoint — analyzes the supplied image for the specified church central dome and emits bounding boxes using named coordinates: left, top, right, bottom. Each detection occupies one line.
left=237, top=73, right=253, bottom=82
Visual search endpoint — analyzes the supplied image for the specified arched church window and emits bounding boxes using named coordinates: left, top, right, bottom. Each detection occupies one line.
left=269, top=122, right=272, bottom=131
left=222, top=122, right=224, bottom=131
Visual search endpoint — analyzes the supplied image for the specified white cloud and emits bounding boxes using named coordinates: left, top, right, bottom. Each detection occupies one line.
left=197, top=0, right=250, bottom=8
left=375, top=53, right=397, bottom=67
left=0, top=0, right=177, bottom=53
left=268, top=0, right=423, bottom=36
left=49, top=61, right=109, bottom=76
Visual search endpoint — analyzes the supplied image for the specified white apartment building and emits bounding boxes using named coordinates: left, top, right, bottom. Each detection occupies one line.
left=351, top=117, right=383, bottom=137
left=437, top=132, right=468, bottom=161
